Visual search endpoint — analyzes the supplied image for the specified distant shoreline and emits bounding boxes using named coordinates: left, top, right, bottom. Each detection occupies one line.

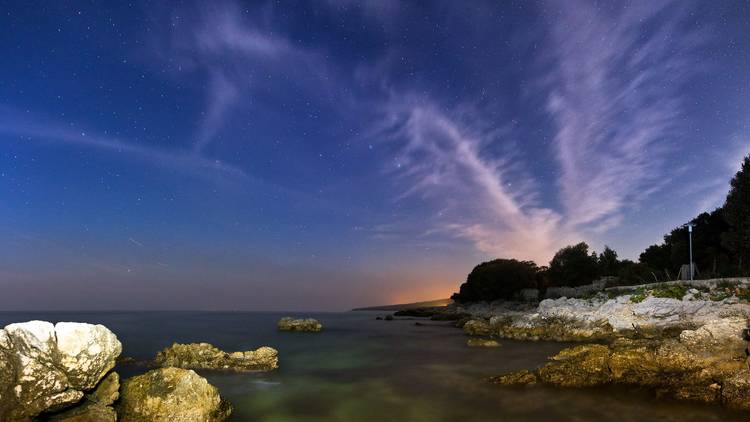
left=351, top=298, right=451, bottom=312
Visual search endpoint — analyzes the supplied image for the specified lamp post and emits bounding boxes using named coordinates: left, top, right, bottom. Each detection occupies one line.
left=688, top=223, right=694, bottom=281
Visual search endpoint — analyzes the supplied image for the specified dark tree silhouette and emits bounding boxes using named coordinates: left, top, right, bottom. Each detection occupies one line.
left=598, top=246, right=619, bottom=276
left=548, top=242, right=600, bottom=287
left=723, top=154, right=750, bottom=274
left=451, top=259, right=539, bottom=303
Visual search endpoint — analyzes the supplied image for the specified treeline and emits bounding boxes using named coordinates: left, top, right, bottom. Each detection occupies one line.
left=452, top=154, right=750, bottom=303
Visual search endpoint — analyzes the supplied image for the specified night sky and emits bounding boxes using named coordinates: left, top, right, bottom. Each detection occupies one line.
left=2, top=1, right=750, bottom=311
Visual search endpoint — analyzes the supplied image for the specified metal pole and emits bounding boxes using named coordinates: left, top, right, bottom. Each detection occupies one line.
left=688, top=224, right=693, bottom=281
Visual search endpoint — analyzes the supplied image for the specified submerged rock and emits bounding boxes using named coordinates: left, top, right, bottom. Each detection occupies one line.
left=278, top=317, right=323, bottom=332
left=155, top=342, right=278, bottom=371
left=116, top=367, right=232, bottom=422
left=467, top=338, right=501, bottom=347
left=489, top=370, right=538, bottom=385
left=0, top=321, right=121, bottom=421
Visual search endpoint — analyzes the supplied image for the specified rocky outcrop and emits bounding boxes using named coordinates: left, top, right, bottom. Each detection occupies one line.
left=277, top=317, right=323, bottom=332
left=155, top=342, right=278, bottom=371
left=461, top=293, right=750, bottom=342
left=491, top=319, right=750, bottom=410
left=116, top=367, right=232, bottom=422
left=464, top=281, right=750, bottom=410
left=467, top=338, right=501, bottom=347
left=0, top=321, right=121, bottom=421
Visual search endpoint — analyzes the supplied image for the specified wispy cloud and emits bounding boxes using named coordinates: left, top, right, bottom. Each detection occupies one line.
left=153, top=1, right=333, bottom=154
left=370, top=1, right=709, bottom=263
left=542, top=0, right=707, bottom=228
left=0, top=105, right=245, bottom=179
left=2, top=1, right=332, bottom=183
left=376, top=97, right=578, bottom=263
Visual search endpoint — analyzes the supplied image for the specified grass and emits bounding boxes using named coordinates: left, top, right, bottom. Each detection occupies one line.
left=651, top=284, right=688, bottom=300
left=630, top=287, right=647, bottom=303
left=621, top=281, right=750, bottom=304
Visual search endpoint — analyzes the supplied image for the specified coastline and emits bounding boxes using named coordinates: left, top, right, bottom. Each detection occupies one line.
left=398, top=277, right=750, bottom=411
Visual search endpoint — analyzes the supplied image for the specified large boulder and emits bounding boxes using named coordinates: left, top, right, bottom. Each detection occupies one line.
left=155, top=342, right=278, bottom=371
left=277, top=317, right=323, bottom=332
left=0, top=321, right=121, bottom=421
left=116, top=367, right=233, bottom=422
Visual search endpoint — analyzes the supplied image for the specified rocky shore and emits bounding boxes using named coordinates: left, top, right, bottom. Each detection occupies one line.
left=453, top=278, right=750, bottom=411
left=0, top=320, right=281, bottom=421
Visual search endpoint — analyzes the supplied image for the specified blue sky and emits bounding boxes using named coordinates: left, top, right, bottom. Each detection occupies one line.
left=1, top=0, right=749, bottom=310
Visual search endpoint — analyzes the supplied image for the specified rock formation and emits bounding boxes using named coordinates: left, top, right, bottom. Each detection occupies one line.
left=480, top=288, right=750, bottom=411
left=116, top=367, right=232, bottom=421
left=277, top=317, right=323, bottom=332
left=0, top=321, right=121, bottom=421
left=155, top=342, right=279, bottom=371
left=492, top=334, right=750, bottom=410
left=461, top=290, right=750, bottom=342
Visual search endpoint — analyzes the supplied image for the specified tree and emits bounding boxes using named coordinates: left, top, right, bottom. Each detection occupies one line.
left=639, top=208, right=732, bottom=279
left=616, top=260, right=657, bottom=286
left=639, top=243, right=671, bottom=278
left=548, top=242, right=600, bottom=287
left=723, top=154, right=750, bottom=274
left=451, top=259, right=539, bottom=303
left=598, top=246, right=619, bottom=276
left=690, top=209, right=731, bottom=277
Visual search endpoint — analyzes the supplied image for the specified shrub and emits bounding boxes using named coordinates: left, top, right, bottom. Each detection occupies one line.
left=451, top=259, right=539, bottom=303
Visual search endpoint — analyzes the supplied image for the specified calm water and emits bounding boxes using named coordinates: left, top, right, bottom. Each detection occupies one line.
left=1, top=311, right=746, bottom=422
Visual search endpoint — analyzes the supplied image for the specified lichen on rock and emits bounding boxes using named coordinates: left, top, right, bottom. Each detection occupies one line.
left=116, top=367, right=233, bottom=422
left=155, top=342, right=279, bottom=371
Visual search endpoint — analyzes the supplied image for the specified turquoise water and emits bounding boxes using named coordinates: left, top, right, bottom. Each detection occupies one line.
left=1, top=311, right=746, bottom=421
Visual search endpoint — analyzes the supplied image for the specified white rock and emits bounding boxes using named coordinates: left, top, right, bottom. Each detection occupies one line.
left=55, top=322, right=121, bottom=390
left=0, top=321, right=122, bottom=421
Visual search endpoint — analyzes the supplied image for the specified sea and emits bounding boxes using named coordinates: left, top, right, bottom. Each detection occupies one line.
left=0, top=311, right=746, bottom=422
